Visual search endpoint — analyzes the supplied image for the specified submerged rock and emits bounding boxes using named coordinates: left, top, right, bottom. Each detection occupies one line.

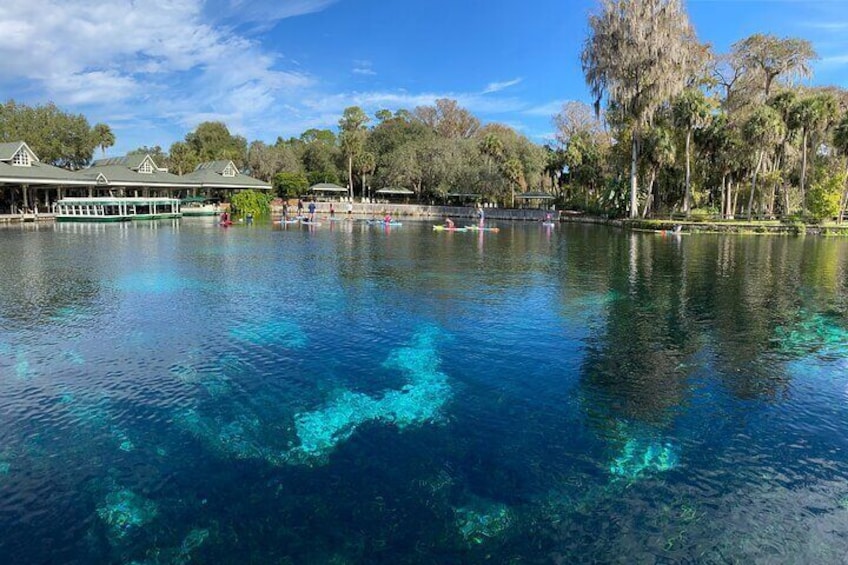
left=97, top=488, right=158, bottom=541
left=609, top=437, right=679, bottom=479
left=229, top=319, right=307, bottom=349
left=284, top=327, right=451, bottom=464
left=454, top=499, right=513, bottom=544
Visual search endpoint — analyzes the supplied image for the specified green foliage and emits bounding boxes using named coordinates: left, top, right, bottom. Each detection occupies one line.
left=184, top=121, right=248, bottom=168
left=0, top=99, right=101, bottom=168
left=274, top=171, right=309, bottom=198
left=807, top=167, right=844, bottom=222
left=230, top=190, right=272, bottom=218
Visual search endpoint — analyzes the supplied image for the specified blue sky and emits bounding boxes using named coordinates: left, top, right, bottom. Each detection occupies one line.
left=0, top=0, right=846, bottom=156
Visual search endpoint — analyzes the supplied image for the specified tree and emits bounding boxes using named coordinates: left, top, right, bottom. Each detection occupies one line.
left=338, top=106, right=370, bottom=200
left=273, top=171, right=309, bottom=198
left=788, top=93, right=838, bottom=213
left=743, top=105, right=785, bottom=220
left=831, top=112, right=848, bottom=223
left=92, top=123, right=115, bottom=157
left=184, top=121, right=248, bottom=167
left=672, top=88, right=713, bottom=214
left=230, top=189, right=272, bottom=218
left=582, top=0, right=701, bottom=218
left=640, top=126, right=676, bottom=217
left=733, top=34, right=817, bottom=99
left=413, top=99, right=480, bottom=139
left=168, top=141, right=198, bottom=175
left=355, top=151, right=376, bottom=200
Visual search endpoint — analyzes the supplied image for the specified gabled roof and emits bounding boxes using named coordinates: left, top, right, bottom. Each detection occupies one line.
left=0, top=141, right=38, bottom=162
left=0, top=141, right=91, bottom=186
left=181, top=160, right=270, bottom=190
left=76, top=164, right=197, bottom=187
left=78, top=153, right=197, bottom=187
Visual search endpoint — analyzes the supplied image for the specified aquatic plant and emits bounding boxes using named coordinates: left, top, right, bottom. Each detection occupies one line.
left=774, top=311, right=848, bottom=358
left=609, top=437, right=679, bottom=479
left=284, top=327, right=450, bottom=464
left=0, top=461, right=10, bottom=475
left=175, top=408, right=270, bottom=462
left=229, top=319, right=307, bottom=348
left=454, top=499, right=513, bottom=544
left=96, top=488, right=158, bottom=541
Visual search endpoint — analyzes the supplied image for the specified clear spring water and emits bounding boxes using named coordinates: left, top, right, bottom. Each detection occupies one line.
left=1, top=218, right=848, bottom=563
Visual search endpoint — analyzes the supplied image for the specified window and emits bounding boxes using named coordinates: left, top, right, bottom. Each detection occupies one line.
left=138, top=159, right=153, bottom=174
left=12, top=149, right=31, bottom=166
left=222, top=163, right=236, bottom=177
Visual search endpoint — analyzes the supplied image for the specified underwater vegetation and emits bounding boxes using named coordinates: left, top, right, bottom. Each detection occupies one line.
left=229, top=318, right=307, bottom=349
left=454, top=498, right=514, bottom=545
left=0, top=460, right=10, bottom=475
left=284, top=327, right=450, bottom=464
left=96, top=488, right=158, bottom=542
left=774, top=311, right=848, bottom=358
left=609, top=437, right=679, bottom=480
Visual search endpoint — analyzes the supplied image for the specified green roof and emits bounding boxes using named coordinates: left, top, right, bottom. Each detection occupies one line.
left=375, top=187, right=414, bottom=195
left=0, top=142, right=28, bottom=161
left=0, top=142, right=90, bottom=185
left=309, top=183, right=347, bottom=192
left=76, top=164, right=197, bottom=187
left=181, top=161, right=271, bottom=190
left=91, top=154, right=149, bottom=169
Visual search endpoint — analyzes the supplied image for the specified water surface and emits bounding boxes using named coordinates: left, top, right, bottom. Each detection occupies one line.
left=1, top=219, right=848, bottom=563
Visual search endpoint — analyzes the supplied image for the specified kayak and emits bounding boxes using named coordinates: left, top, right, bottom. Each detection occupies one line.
left=366, top=219, right=402, bottom=226
left=219, top=221, right=232, bottom=227
left=433, top=225, right=468, bottom=232
left=541, top=222, right=556, bottom=227
left=465, top=225, right=500, bottom=232
left=276, top=219, right=299, bottom=224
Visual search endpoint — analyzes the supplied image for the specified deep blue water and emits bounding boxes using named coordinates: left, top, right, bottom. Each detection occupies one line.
left=1, top=218, right=848, bottom=563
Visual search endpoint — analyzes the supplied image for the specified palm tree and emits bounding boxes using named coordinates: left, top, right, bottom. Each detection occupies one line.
left=582, top=0, right=701, bottom=218
left=743, top=106, right=785, bottom=220
left=789, top=93, right=838, bottom=214
left=641, top=126, right=676, bottom=218
left=672, top=88, right=712, bottom=215
left=832, top=113, right=848, bottom=223
left=92, top=123, right=115, bottom=157
left=355, top=151, right=376, bottom=200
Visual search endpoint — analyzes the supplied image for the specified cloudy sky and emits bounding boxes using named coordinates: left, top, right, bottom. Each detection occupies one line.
left=0, top=0, right=846, bottom=155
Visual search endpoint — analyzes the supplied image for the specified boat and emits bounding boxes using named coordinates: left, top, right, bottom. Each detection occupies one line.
left=180, top=196, right=220, bottom=217
left=54, top=197, right=182, bottom=222
left=465, top=225, right=500, bottom=232
left=433, top=225, right=468, bottom=232
left=541, top=222, right=556, bottom=228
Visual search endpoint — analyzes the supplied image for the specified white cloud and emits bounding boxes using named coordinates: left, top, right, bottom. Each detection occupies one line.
left=0, top=0, right=543, bottom=153
left=482, top=78, right=522, bottom=94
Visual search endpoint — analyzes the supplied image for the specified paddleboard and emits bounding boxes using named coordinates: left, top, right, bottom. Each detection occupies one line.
left=433, top=225, right=468, bottom=232
left=465, top=226, right=500, bottom=232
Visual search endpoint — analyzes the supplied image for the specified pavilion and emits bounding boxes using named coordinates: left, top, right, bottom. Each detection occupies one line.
left=0, top=141, right=92, bottom=213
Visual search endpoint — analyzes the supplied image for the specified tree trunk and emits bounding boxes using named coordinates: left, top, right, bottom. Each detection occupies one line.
left=839, top=164, right=848, bottom=224
left=683, top=129, right=691, bottom=216
left=629, top=130, right=639, bottom=219
left=720, top=173, right=727, bottom=219
left=641, top=170, right=656, bottom=218
left=800, top=129, right=808, bottom=215
left=348, top=156, right=353, bottom=201
left=731, top=178, right=739, bottom=219
left=748, top=150, right=764, bottom=221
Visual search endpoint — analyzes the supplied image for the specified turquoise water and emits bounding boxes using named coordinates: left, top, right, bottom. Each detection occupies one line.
left=1, top=219, right=848, bottom=562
